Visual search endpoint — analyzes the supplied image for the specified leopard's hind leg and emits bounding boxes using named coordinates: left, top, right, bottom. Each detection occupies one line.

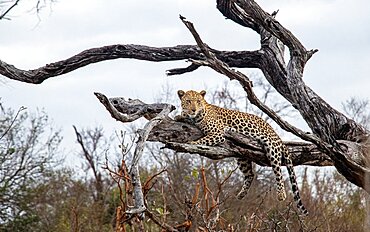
left=264, top=142, right=286, bottom=201
left=236, top=159, right=255, bottom=199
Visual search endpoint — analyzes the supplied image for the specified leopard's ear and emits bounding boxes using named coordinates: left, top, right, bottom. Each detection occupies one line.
left=200, top=90, right=206, bottom=98
left=177, top=90, right=185, bottom=99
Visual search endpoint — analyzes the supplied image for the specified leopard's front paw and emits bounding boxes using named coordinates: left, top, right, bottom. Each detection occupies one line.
left=277, top=191, right=287, bottom=201
left=236, top=187, right=248, bottom=200
left=174, top=115, right=183, bottom=121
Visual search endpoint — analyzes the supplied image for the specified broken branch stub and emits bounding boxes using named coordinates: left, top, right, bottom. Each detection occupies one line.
left=94, top=92, right=176, bottom=122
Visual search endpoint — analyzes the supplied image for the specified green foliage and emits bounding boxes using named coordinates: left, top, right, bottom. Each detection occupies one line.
left=191, top=168, right=199, bottom=179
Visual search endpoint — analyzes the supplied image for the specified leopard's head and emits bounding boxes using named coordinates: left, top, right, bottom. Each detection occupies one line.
left=177, top=90, right=207, bottom=118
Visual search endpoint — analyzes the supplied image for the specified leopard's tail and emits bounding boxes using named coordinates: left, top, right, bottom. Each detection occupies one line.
left=285, top=149, right=308, bottom=216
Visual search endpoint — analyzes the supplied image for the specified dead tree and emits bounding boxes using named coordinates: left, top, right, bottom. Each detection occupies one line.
left=1, top=0, right=369, bottom=200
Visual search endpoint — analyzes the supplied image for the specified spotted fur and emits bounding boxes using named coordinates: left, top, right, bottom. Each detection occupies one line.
left=176, top=90, right=308, bottom=215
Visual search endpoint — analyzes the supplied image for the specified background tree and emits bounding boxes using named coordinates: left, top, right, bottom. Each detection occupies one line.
left=72, top=125, right=119, bottom=231
left=0, top=102, right=61, bottom=231
left=0, top=103, right=120, bottom=231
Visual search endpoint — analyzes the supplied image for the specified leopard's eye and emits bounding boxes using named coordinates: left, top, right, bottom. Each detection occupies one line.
left=197, top=100, right=201, bottom=104
left=186, top=100, right=191, bottom=104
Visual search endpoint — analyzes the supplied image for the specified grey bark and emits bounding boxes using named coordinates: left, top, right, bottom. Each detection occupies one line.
left=95, top=92, right=174, bottom=220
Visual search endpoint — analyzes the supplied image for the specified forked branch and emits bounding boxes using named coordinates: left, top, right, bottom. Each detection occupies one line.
left=95, top=92, right=175, bottom=219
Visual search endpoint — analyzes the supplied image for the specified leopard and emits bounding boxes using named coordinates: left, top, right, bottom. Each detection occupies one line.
left=175, top=89, right=308, bottom=215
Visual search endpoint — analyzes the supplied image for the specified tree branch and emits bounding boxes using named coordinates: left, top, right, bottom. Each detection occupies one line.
left=95, top=92, right=174, bottom=220
left=0, top=45, right=261, bottom=84
left=235, top=0, right=308, bottom=59
left=97, top=93, right=332, bottom=167
left=157, top=127, right=332, bottom=167
left=166, top=63, right=200, bottom=76
left=0, top=0, right=20, bottom=20
left=94, top=92, right=175, bottom=122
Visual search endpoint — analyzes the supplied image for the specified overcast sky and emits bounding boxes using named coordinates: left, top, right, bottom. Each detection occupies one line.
left=1, top=0, right=370, bottom=165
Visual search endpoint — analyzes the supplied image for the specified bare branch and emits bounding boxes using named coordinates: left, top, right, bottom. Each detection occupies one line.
left=145, top=209, right=179, bottom=232
left=96, top=91, right=174, bottom=220
left=216, top=0, right=260, bottom=32
left=94, top=92, right=165, bottom=123
left=108, top=95, right=176, bottom=120
left=128, top=104, right=173, bottom=219
left=0, top=106, right=26, bottom=141
left=166, top=63, right=200, bottom=76
left=234, top=0, right=308, bottom=59
left=0, top=0, right=20, bottom=20
left=0, top=45, right=261, bottom=84
left=130, top=104, right=173, bottom=169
